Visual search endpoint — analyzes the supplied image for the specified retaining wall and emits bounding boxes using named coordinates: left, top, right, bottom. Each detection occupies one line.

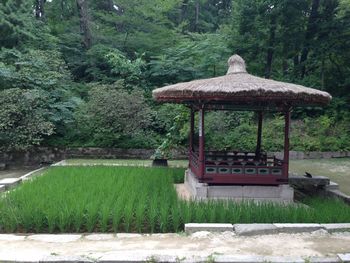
left=0, top=147, right=349, bottom=167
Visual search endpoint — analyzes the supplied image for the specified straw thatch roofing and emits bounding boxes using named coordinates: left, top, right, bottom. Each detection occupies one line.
left=152, top=55, right=332, bottom=107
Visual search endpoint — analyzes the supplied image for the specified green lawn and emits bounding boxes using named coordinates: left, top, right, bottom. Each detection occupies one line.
left=290, top=158, right=350, bottom=195
left=0, top=166, right=349, bottom=233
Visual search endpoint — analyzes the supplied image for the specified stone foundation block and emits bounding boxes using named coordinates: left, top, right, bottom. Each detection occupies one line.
left=41, top=255, right=93, bottom=263
left=234, top=224, right=277, bottom=236
left=321, top=223, right=350, bottom=233
left=274, top=223, right=323, bottom=233
left=338, top=253, right=350, bottom=263
left=208, top=185, right=243, bottom=198
left=185, top=169, right=294, bottom=202
left=185, top=223, right=233, bottom=234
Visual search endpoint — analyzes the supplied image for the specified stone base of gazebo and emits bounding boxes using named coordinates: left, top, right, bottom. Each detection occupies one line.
left=184, top=170, right=294, bottom=203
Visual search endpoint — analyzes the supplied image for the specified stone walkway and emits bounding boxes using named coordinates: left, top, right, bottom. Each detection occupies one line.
left=1, top=231, right=350, bottom=262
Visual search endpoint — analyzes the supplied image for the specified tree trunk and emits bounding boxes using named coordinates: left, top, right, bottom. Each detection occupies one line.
left=76, top=0, right=92, bottom=49
left=194, top=0, right=200, bottom=32
left=35, top=0, right=46, bottom=19
left=293, top=53, right=300, bottom=77
left=179, top=0, right=188, bottom=25
left=300, top=0, right=320, bottom=78
left=107, top=0, right=114, bottom=11
left=281, top=39, right=289, bottom=76
left=60, top=0, right=64, bottom=19
left=265, top=15, right=276, bottom=79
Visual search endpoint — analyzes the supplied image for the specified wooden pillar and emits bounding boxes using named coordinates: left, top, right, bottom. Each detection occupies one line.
left=198, top=107, right=205, bottom=179
left=283, top=110, right=290, bottom=178
left=189, top=108, right=194, bottom=171
left=255, top=111, right=263, bottom=159
left=189, top=108, right=194, bottom=152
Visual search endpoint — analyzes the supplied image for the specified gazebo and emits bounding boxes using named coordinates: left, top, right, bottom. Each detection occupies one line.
left=153, top=55, right=331, bottom=193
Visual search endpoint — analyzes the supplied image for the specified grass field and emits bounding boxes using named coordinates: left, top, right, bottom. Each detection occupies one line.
left=0, top=166, right=349, bottom=233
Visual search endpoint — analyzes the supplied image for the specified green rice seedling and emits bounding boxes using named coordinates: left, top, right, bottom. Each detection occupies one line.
left=1, top=166, right=350, bottom=233
left=180, top=201, right=192, bottom=224
left=206, top=201, right=218, bottom=223
left=99, top=204, right=111, bottom=232
left=135, top=201, right=146, bottom=233
left=112, top=195, right=125, bottom=232
left=19, top=203, right=35, bottom=232
left=0, top=208, right=18, bottom=232
left=193, top=203, right=206, bottom=223
left=58, top=207, right=71, bottom=232
left=159, top=202, right=169, bottom=233
left=123, top=196, right=135, bottom=232
left=171, top=203, right=181, bottom=232
left=33, top=209, right=45, bottom=233
left=46, top=209, right=57, bottom=233
left=85, top=201, right=100, bottom=232
left=148, top=196, right=158, bottom=233
left=71, top=202, right=85, bottom=232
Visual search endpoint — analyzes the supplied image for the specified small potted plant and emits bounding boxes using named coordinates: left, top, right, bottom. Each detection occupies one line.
left=151, top=139, right=170, bottom=167
left=151, top=109, right=188, bottom=167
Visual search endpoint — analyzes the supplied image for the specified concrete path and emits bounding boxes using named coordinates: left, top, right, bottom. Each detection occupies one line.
left=0, top=168, right=34, bottom=180
left=1, top=231, right=350, bottom=262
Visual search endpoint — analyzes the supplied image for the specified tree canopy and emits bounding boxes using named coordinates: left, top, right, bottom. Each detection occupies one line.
left=0, top=0, right=349, bottom=151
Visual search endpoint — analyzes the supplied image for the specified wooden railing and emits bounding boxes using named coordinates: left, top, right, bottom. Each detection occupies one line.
left=189, top=150, right=287, bottom=185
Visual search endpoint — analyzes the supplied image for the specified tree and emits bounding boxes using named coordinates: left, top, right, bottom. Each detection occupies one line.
left=76, top=0, right=92, bottom=49
left=76, top=84, right=152, bottom=147
left=0, top=89, right=54, bottom=151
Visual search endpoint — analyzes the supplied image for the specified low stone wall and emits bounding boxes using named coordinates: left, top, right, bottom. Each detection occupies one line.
left=273, top=151, right=350, bottom=160
left=0, top=147, right=349, bottom=167
left=0, top=147, right=187, bottom=167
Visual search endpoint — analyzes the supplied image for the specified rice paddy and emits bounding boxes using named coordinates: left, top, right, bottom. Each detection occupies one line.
left=0, top=166, right=349, bottom=233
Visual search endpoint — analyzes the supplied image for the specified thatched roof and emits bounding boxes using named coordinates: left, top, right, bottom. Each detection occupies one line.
left=152, top=55, right=332, bottom=106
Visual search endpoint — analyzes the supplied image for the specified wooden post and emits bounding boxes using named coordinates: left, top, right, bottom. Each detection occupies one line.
left=189, top=108, right=194, bottom=171
left=255, top=111, right=263, bottom=159
left=198, top=107, right=205, bottom=179
left=283, top=110, right=290, bottom=179
left=189, top=108, right=194, bottom=152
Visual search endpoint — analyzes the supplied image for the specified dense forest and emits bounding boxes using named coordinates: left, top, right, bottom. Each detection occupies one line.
left=1, top=0, right=350, bottom=154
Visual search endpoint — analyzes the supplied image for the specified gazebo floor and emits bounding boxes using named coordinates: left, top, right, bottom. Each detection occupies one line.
left=184, top=169, right=294, bottom=203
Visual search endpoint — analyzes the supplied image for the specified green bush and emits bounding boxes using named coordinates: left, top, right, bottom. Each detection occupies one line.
left=0, top=88, right=54, bottom=151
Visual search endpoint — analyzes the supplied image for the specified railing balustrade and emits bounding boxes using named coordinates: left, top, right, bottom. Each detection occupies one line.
left=189, top=150, right=286, bottom=184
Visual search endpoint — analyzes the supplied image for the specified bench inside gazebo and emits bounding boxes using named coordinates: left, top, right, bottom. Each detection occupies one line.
left=153, top=55, right=331, bottom=201
left=188, top=108, right=288, bottom=186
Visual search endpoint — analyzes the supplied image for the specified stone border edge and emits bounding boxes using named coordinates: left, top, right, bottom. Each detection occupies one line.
left=0, top=254, right=348, bottom=263
left=185, top=223, right=350, bottom=235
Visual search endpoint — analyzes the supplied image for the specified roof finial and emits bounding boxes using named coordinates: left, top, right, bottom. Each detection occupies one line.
left=227, top=54, right=247, bottom=74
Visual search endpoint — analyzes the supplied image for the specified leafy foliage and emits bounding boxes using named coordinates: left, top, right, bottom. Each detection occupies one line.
left=75, top=84, right=153, bottom=147
left=0, top=89, right=54, bottom=151
left=0, top=0, right=349, bottom=151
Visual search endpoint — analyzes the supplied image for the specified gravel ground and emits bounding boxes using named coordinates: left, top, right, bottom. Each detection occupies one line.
left=1, top=231, right=350, bottom=261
